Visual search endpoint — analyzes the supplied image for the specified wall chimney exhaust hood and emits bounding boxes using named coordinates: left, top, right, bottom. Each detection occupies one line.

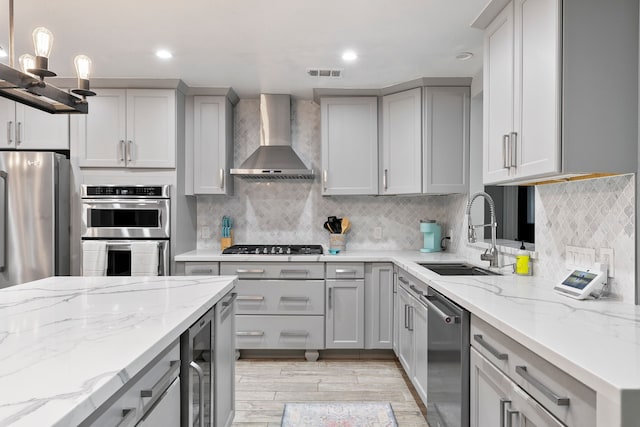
left=230, top=94, right=314, bottom=179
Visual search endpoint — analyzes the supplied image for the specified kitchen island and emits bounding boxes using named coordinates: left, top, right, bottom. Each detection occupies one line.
left=0, top=275, right=236, bottom=427
left=177, top=249, right=640, bottom=426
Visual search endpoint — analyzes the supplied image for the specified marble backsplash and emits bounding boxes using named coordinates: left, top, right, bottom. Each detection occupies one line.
left=196, top=99, right=636, bottom=303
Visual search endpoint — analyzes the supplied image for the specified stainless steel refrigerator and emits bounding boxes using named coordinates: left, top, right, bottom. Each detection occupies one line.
left=0, top=152, right=69, bottom=288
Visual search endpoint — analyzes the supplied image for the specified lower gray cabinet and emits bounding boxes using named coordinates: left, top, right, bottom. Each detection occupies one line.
left=325, top=279, right=365, bottom=348
left=214, top=291, right=236, bottom=427
left=411, top=298, right=428, bottom=405
left=397, top=284, right=414, bottom=372
left=365, top=263, right=394, bottom=349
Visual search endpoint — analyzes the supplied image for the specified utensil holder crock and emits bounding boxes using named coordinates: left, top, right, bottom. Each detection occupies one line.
left=329, top=233, right=346, bottom=252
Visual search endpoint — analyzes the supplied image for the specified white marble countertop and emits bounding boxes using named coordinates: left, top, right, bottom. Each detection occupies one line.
left=176, top=248, right=640, bottom=409
left=0, top=275, right=236, bottom=427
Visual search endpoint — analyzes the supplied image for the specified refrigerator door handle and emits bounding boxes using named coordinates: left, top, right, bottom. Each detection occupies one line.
left=0, top=170, right=6, bottom=271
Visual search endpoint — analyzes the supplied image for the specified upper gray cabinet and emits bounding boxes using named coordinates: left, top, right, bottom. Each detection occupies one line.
left=189, top=95, right=234, bottom=195
left=477, top=0, right=638, bottom=185
left=320, top=97, right=379, bottom=195
left=0, top=98, right=69, bottom=150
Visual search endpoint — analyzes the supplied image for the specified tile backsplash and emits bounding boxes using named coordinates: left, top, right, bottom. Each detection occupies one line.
left=196, top=99, right=636, bottom=303
left=197, top=99, right=460, bottom=251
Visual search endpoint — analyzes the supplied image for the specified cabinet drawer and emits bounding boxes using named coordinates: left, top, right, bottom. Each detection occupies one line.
left=236, top=280, right=325, bottom=315
left=184, top=262, right=219, bottom=275
left=236, top=315, right=324, bottom=349
left=326, top=262, right=364, bottom=279
left=471, top=315, right=596, bottom=427
left=80, top=340, right=180, bottom=427
left=221, top=262, right=324, bottom=279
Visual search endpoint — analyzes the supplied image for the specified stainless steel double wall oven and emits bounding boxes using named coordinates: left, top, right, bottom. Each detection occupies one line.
left=81, top=185, right=171, bottom=276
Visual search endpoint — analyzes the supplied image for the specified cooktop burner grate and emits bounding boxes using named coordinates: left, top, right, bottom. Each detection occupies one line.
left=222, top=244, right=323, bottom=255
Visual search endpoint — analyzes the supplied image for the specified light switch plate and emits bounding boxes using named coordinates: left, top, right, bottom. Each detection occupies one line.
left=373, top=227, right=383, bottom=240
left=565, top=245, right=596, bottom=270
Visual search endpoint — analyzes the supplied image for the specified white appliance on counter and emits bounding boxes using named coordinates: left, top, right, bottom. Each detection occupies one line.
left=80, top=185, right=170, bottom=276
left=0, top=152, right=70, bottom=288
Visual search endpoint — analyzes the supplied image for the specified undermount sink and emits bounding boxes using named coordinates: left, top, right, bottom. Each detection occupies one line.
left=418, top=262, right=501, bottom=276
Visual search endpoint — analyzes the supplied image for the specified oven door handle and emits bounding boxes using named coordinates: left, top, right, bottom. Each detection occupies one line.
left=84, top=200, right=165, bottom=207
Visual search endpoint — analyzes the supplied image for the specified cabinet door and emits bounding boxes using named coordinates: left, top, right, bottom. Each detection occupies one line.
left=193, top=96, right=233, bottom=195
left=512, top=0, right=561, bottom=179
left=365, top=263, right=394, bottom=349
left=321, top=97, right=378, bottom=195
left=0, top=98, right=15, bottom=148
left=397, top=285, right=414, bottom=374
left=215, top=292, right=236, bottom=427
left=423, top=86, right=469, bottom=194
left=381, top=88, right=422, bottom=194
left=411, top=299, right=428, bottom=406
left=75, top=89, right=127, bottom=167
left=470, top=347, right=512, bottom=427
left=325, top=280, right=365, bottom=348
left=15, top=104, right=69, bottom=150
left=483, top=2, right=514, bottom=185
left=392, top=270, right=399, bottom=356
left=126, top=89, right=176, bottom=168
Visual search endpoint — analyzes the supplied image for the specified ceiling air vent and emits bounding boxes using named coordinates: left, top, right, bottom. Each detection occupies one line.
left=307, top=68, right=343, bottom=78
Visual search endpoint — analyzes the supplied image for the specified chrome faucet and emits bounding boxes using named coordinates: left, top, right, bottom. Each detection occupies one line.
left=466, top=191, right=499, bottom=268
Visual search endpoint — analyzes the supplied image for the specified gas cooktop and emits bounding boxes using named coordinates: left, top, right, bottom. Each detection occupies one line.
left=222, top=244, right=323, bottom=255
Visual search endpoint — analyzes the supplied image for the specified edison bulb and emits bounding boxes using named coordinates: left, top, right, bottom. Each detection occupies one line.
left=32, top=27, right=54, bottom=58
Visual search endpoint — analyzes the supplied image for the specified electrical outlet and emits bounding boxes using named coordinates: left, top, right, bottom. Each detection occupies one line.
left=565, top=245, right=596, bottom=270
left=201, top=226, right=211, bottom=238
left=599, top=248, right=615, bottom=278
left=373, top=226, right=383, bottom=240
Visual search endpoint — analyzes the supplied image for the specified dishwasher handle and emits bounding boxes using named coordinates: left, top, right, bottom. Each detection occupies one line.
left=421, top=294, right=459, bottom=324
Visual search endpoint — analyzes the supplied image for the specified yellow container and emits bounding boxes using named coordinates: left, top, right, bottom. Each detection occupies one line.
left=515, top=242, right=530, bottom=276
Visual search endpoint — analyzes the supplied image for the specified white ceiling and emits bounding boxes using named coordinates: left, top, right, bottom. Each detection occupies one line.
left=0, top=0, right=487, bottom=98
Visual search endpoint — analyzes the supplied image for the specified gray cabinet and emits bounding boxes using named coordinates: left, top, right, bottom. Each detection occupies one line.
left=411, top=298, right=428, bottom=405
left=0, top=99, right=69, bottom=150
left=320, top=97, right=379, bottom=195
left=423, top=86, right=470, bottom=193
left=396, top=284, right=414, bottom=373
left=392, top=268, right=399, bottom=356
left=365, top=263, right=394, bottom=349
left=381, top=88, right=422, bottom=195
left=326, top=279, right=365, bottom=349
left=478, top=0, right=637, bottom=184
left=214, top=291, right=236, bottom=427
left=191, top=96, right=234, bottom=195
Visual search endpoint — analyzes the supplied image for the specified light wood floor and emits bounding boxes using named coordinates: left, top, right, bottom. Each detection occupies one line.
left=232, top=358, right=429, bottom=427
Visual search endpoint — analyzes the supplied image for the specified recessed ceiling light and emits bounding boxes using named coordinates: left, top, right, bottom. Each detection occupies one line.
left=455, top=52, right=474, bottom=61
left=342, top=50, right=358, bottom=61
left=156, top=49, right=173, bottom=59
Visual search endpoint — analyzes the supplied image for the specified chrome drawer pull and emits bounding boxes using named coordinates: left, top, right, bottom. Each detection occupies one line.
left=280, top=269, right=309, bottom=275
left=398, top=276, right=409, bottom=285
left=116, top=408, right=137, bottom=427
left=515, top=365, right=570, bottom=406
left=221, top=292, right=237, bottom=307
left=140, top=360, right=180, bottom=398
left=280, top=296, right=309, bottom=302
left=280, top=330, right=309, bottom=337
left=409, top=284, right=423, bottom=296
left=335, top=269, right=356, bottom=274
left=236, top=269, right=265, bottom=274
left=237, top=331, right=264, bottom=336
left=237, top=295, right=265, bottom=301
left=190, top=268, right=215, bottom=274
left=473, top=334, right=508, bottom=360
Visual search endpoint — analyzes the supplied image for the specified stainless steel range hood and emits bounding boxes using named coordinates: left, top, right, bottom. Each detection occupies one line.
left=230, top=94, right=314, bottom=179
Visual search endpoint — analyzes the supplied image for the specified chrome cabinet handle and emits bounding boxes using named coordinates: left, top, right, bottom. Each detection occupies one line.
left=335, top=269, right=356, bottom=275
left=126, top=140, right=132, bottom=162
left=499, top=399, right=511, bottom=427
left=221, top=292, right=237, bottom=307
left=398, top=276, right=409, bottom=285
left=328, top=287, right=332, bottom=309
left=503, top=134, right=510, bottom=169
left=404, top=304, right=409, bottom=329
left=16, top=122, right=21, bottom=145
left=393, top=272, right=398, bottom=293
left=280, top=296, right=309, bottom=302
left=515, top=365, right=570, bottom=406
left=119, top=140, right=125, bottom=162
left=220, top=168, right=224, bottom=189
left=189, top=361, right=205, bottom=427
left=383, top=168, right=388, bottom=190
left=0, top=171, right=6, bottom=271
left=422, top=295, right=459, bottom=325
left=408, top=306, right=414, bottom=331
left=506, top=409, right=519, bottom=427
left=115, top=408, right=137, bottom=427
left=236, top=269, right=265, bottom=274
left=6, top=121, right=12, bottom=145
left=280, top=269, right=309, bottom=275
left=323, top=169, right=328, bottom=191
left=237, top=331, right=264, bottom=336
left=474, top=334, right=508, bottom=360
left=511, top=136, right=516, bottom=168
left=237, top=295, right=265, bottom=301
left=280, top=330, right=309, bottom=337
left=189, top=268, right=215, bottom=275
left=140, top=360, right=180, bottom=398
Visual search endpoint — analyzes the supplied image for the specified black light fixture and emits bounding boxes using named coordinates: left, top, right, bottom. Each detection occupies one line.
left=0, top=0, right=95, bottom=114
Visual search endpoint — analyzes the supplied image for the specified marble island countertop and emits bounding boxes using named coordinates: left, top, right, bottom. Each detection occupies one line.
left=177, top=248, right=640, bottom=419
left=0, top=275, right=236, bottom=427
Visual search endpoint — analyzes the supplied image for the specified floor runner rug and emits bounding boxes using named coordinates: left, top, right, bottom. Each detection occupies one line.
left=281, top=402, right=398, bottom=427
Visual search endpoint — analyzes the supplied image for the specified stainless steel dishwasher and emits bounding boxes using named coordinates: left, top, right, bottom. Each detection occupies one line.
left=425, top=287, right=470, bottom=427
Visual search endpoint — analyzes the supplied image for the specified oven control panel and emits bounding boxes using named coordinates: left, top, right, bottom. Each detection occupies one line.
left=82, top=185, right=170, bottom=198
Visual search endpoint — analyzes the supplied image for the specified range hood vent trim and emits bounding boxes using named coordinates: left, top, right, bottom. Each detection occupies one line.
left=230, top=94, right=314, bottom=180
